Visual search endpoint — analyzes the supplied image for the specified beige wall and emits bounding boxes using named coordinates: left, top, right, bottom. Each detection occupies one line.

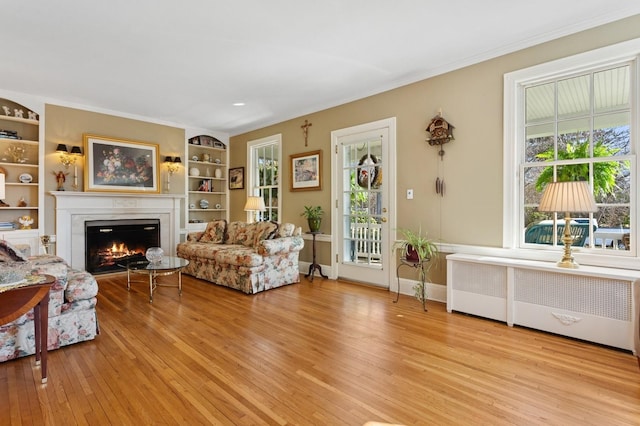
left=230, top=15, right=640, bottom=268
left=43, top=105, right=186, bottom=236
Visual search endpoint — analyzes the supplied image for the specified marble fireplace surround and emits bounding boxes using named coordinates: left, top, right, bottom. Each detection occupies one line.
left=51, top=192, right=182, bottom=270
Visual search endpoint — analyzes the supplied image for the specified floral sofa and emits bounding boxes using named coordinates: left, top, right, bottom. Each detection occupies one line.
left=0, top=241, right=99, bottom=362
left=176, top=220, right=304, bottom=294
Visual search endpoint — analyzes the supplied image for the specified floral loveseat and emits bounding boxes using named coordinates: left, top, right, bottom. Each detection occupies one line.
left=177, top=220, right=304, bottom=294
left=0, top=241, right=99, bottom=362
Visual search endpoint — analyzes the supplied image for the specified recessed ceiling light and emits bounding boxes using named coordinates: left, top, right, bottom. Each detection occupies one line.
left=232, top=102, right=245, bottom=107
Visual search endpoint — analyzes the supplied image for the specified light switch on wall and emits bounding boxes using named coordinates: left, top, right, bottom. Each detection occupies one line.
left=407, top=189, right=414, bottom=199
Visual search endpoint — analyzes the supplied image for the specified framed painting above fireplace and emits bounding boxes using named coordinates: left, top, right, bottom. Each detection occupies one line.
left=83, top=134, right=160, bottom=193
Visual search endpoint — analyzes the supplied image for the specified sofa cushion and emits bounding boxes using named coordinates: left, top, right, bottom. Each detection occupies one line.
left=177, top=241, right=240, bottom=260
left=214, top=246, right=264, bottom=267
left=199, top=220, right=227, bottom=243
left=28, top=254, right=67, bottom=266
left=0, top=240, right=28, bottom=262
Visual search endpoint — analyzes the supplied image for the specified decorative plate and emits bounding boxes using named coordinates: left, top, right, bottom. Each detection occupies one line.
left=199, top=199, right=209, bottom=209
left=18, top=173, right=33, bottom=183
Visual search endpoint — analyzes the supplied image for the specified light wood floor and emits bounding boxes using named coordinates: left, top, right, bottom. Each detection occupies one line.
left=1, top=273, right=639, bottom=425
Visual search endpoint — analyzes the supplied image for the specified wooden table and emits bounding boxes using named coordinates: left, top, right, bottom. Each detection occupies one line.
left=0, top=274, right=55, bottom=384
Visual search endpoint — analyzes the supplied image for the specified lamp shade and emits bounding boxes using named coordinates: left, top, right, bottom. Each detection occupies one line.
left=56, top=144, right=68, bottom=153
left=173, top=156, right=181, bottom=163
left=538, top=181, right=598, bottom=213
left=0, top=173, right=5, bottom=200
left=70, top=146, right=82, bottom=155
left=164, top=156, right=173, bottom=163
left=244, top=196, right=266, bottom=212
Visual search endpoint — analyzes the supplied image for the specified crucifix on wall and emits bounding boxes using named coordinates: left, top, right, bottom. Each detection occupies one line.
left=301, top=119, right=312, bottom=146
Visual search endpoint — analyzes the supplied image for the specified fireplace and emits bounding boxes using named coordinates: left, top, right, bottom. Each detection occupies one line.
left=51, top=192, right=180, bottom=271
left=85, top=219, right=160, bottom=274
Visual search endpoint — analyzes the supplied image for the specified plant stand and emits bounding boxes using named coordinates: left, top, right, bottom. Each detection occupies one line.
left=394, top=257, right=428, bottom=311
left=306, top=231, right=327, bottom=282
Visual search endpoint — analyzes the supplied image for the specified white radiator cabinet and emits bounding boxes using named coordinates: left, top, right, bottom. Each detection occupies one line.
left=447, top=253, right=639, bottom=352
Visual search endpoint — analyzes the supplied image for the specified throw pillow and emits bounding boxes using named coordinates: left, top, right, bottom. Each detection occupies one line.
left=252, top=221, right=279, bottom=246
left=199, top=220, right=227, bottom=243
left=278, top=223, right=296, bottom=238
left=0, top=239, right=28, bottom=262
left=226, top=221, right=249, bottom=245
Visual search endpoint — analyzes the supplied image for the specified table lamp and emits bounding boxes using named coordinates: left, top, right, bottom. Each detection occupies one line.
left=538, top=181, right=598, bottom=268
left=244, top=196, right=266, bottom=223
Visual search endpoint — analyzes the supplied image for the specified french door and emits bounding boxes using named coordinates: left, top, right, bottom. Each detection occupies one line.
left=332, top=118, right=396, bottom=287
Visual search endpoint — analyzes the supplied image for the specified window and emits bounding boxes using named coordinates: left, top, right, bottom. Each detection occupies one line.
left=504, top=39, right=639, bottom=262
left=247, top=135, right=281, bottom=222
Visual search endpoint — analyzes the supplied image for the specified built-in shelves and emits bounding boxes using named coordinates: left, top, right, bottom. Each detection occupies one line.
left=185, top=135, right=228, bottom=231
left=0, top=96, right=43, bottom=254
left=0, top=115, right=39, bottom=126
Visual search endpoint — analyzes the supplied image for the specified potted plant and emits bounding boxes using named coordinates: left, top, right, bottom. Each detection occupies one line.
left=394, top=227, right=438, bottom=304
left=395, top=227, right=438, bottom=262
left=301, top=206, right=324, bottom=232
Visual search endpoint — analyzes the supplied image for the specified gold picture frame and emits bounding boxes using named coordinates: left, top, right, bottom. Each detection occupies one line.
left=83, top=134, right=160, bottom=193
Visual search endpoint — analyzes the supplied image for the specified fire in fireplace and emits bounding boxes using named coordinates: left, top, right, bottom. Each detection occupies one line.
left=85, top=218, right=160, bottom=274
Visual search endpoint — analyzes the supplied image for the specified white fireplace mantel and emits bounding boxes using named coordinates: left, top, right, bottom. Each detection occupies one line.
left=51, top=191, right=183, bottom=270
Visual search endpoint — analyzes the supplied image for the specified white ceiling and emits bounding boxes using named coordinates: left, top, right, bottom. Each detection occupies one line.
left=2, top=1, right=640, bottom=136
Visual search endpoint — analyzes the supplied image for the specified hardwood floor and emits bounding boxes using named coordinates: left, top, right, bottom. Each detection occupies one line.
left=2, top=273, right=639, bottom=425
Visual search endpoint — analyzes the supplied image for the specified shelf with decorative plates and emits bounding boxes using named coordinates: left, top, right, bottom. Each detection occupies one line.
left=0, top=96, right=43, bottom=255
left=185, top=135, right=228, bottom=231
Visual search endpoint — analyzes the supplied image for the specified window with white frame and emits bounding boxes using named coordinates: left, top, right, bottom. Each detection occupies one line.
left=247, top=135, right=281, bottom=222
left=504, top=39, right=639, bottom=257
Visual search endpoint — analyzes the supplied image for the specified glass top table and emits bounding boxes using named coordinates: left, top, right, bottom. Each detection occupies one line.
left=118, top=256, right=189, bottom=303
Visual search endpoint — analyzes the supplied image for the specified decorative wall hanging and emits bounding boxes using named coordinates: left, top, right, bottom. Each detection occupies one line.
left=229, top=167, right=245, bottom=190
left=357, top=153, right=382, bottom=189
left=426, top=110, right=455, bottom=198
left=84, top=134, right=160, bottom=193
left=435, top=177, right=445, bottom=197
left=426, top=113, right=454, bottom=159
left=301, top=119, right=312, bottom=147
left=291, top=150, right=322, bottom=191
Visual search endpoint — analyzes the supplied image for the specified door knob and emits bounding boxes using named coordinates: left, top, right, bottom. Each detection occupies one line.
left=381, top=217, right=387, bottom=223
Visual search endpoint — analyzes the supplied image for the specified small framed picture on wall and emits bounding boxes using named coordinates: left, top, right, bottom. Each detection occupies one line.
left=229, top=167, right=244, bottom=190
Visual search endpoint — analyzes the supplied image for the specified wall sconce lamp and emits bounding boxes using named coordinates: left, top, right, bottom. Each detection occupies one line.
left=244, top=195, right=266, bottom=223
left=164, top=156, right=182, bottom=192
left=538, top=181, right=598, bottom=268
left=56, top=144, right=83, bottom=190
left=56, top=144, right=82, bottom=169
left=164, top=156, right=182, bottom=174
